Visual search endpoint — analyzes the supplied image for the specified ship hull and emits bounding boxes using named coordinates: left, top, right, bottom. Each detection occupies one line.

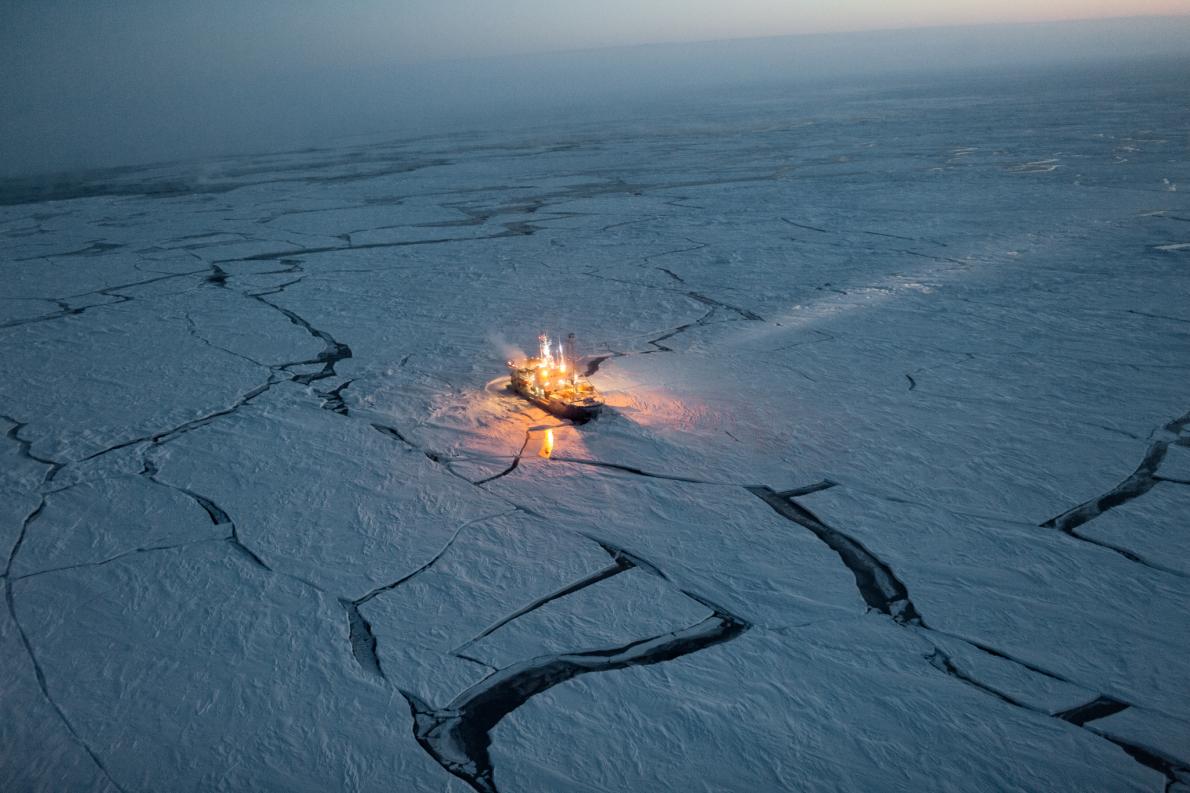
left=509, top=379, right=602, bottom=423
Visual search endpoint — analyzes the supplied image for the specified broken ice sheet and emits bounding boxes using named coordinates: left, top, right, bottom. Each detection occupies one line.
left=0, top=605, right=122, bottom=793
left=183, top=286, right=326, bottom=366
left=1089, top=706, right=1190, bottom=778
left=795, top=485, right=1190, bottom=721
left=924, top=630, right=1096, bottom=715
left=2, top=59, right=1188, bottom=791
left=152, top=386, right=511, bottom=597
left=1075, top=483, right=1190, bottom=577
left=485, top=463, right=866, bottom=627
left=359, top=512, right=611, bottom=703
left=466, top=566, right=711, bottom=669
left=592, top=324, right=1169, bottom=522
left=489, top=618, right=1160, bottom=793
left=0, top=298, right=266, bottom=462
left=1159, top=444, right=1190, bottom=482
left=9, top=542, right=446, bottom=792
left=10, top=473, right=226, bottom=578
left=0, top=418, right=47, bottom=560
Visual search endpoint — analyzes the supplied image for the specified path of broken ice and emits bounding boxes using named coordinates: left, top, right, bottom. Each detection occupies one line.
left=2, top=73, right=1189, bottom=792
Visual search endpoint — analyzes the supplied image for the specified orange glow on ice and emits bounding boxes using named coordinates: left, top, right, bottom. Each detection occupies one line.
left=540, top=428, right=554, bottom=459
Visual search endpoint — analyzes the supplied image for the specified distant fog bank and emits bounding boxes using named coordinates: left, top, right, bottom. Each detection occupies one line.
left=2, top=15, right=1189, bottom=178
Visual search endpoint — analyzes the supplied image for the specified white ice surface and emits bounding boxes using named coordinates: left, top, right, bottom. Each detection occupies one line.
left=1160, top=445, right=1190, bottom=482
left=1078, top=484, right=1190, bottom=577
left=491, top=621, right=1159, bottom=792
left=10, top=473, right=225, bottom=578
left=796, top=484, right=1190, bottom=720
left=9, top=542, right=447, bottom=792
left=2, top=66, right=1188, bottom=791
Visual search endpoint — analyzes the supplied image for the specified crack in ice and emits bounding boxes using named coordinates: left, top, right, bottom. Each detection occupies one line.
left=1041, top=409, right=1190, bottom=577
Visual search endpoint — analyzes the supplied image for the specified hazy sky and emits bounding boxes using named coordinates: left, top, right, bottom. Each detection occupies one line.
left=336, top=0, right=1190, bottom=61
left=3, top=2, right=1190, bottom=176
left=7, top=0, right=1190, bottom=68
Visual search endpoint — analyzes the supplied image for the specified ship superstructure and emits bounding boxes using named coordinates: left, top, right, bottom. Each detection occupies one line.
left=507, top=332, right=604, bottom=422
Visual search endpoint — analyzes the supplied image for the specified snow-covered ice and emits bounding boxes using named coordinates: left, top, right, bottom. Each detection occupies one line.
left=2, top=65, right=1189, bottom=791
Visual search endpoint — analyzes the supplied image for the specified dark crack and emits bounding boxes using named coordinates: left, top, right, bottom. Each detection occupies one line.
left=750, top=485, right=1069, bottom=682
left=140, top=459, right=230, bottom=525
left=0, top=153, right=450, bottom=205
left=1156, top=476, right=1190, bottom=486
left=403, top=608, right=747, bottom=793
left=926, top=648, right=1025, bottom=708
left=643, top=309, right=714, bottom=353
left=216, top=171, right=790, bottom=265
left=13, top=537, right=226, bottom=581
left=580, top=288, right=761, bottom=362
left=549, top=456, right=717, bottom=485
left=371, top=423, right=414, bottom=446
left=748, top=486, right=922, bottom=624
left=779, top=217, right=960, bottom=262
left=862, top=229, right=948, bottom=247
left=317, top=379, right=353, bottom=416
left=455, top=652, right=499, bottom=672
left=50, top=284, right=309, bottom=467
left=583, top=353, right=620, bottom=377
left=780, top=218, right=831, bottom=234
left=922, top=646, right=1190, bottom=790
left=929, top=632, right=1072, bottom=684
left=5, top=497, right=45, bottom=578
left=640, top=290, right=763, bottom=353
left=371, top=423, right=449, bottom=466
left=205, top=265, right=229, bottom=287
left=394, top=529, right=749, bottom=792
left=0, top=295, right=113, bottom=329
left=1041, top=409, right=1190, bottom=576
left=5, top=580, right=130, bottom=792
left=352, top=516, right=481, bottom=609
left=893, top=248, right=965, bottom=265
left=452, top=557, right=634, bottom=657
left=1127, top=309, right=1190, bottom=325
left=2, top=415, right=64, bottom=484
left=775, top=480, right=837, bottom=498
left=3, top=496, right=129, bottom=792
left=751, top=482, right=1188, bottom=783
left=1, top=269, right=209, bottom=330
left=686, top=291, right=764, bottom=322
left=249, top=291, right=353, bottom=385
left=139, top=458, right=268, bottom=570
left=1109, top=741, right=1187, bottom=792
left=474, top=432, right=531, bottom=485
left=655, top=266, right=685, bottom=284
left=1055, top=695, right=1129, bottom=726
left=183, top=312, right=269, bottom=369
left=16, top=240, right=123, bottom=260
left=343, top=514, right=499, bottom=678
left=344, top=601, right=386, bottom=679
left=932, top=622, right=1190, bottom=788
left=642, top=239, right=707, bottom=263
left=80, top=372, right=283, bottom=464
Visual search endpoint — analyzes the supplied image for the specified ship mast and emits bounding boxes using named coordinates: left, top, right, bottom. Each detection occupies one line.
left=564, top=333, right=578, bottom=384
